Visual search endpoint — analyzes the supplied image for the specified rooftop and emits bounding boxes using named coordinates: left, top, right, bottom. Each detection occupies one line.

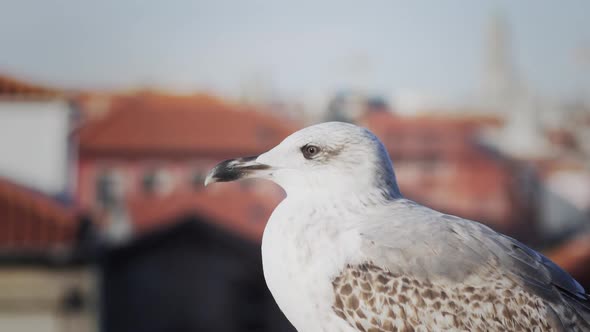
left=78, top=92, right=296, bottom=158
left=127, top=184, right=282, bottom=243
left=0, top=177, right=78, bottom=253
left=0, top=74, right=62, bottom=99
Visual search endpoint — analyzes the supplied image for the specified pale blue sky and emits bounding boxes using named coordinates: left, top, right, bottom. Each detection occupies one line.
left=0, top=0, right=589, bottom=102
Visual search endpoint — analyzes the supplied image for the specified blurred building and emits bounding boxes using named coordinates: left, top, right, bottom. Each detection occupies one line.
left=479, top=92, right=590, bottom=246
left=0, top=76, right=300, bottom=332
left=75, top=91, right=297, bottom=331
left=480, top=13, right=523, bottom=114
left=325, top=90, right=391, bottom=123
left=0, top=178, right=94, bottom=332
left=76, top=92, right=293, bottom=237
left=100, top=213, right=291, bottom=332
left=0, top=74, right=95, bottom=332
left=1, top=68, right=589, bottom=332
left=0, top=75, right=78, bottom=201
left=360, top=111, right=541, bottom=241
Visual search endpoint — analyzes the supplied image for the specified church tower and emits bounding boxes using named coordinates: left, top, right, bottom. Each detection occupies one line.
left=481, top=12, right=522, bottom=114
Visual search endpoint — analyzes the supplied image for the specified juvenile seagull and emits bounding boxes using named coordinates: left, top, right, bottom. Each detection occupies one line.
left=205, top=122, right=590, bottom=331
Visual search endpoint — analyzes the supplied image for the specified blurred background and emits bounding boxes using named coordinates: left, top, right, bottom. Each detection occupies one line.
left=0, top=1, right=589, bottom=331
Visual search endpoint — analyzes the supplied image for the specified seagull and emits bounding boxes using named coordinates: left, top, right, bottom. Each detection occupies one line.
left=205, top=122, right=590, bottom=331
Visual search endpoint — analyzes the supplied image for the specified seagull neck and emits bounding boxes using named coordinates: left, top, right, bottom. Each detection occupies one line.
left=288, top=186, right=397, bottom=208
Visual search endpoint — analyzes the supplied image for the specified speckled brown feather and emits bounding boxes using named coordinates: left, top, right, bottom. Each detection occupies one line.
left=332, top=262, right=589, bottom=331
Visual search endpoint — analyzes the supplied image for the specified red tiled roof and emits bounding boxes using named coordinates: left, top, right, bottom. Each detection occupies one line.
left=127, top=184, right=282, bottom=243
left=78, top=92, right=296, bottom=157
left=361, top=112, right=509, bottom=179
left=359, top=112, right=497, bottom=159
left=0, top=74, right=62, bottom=99
left=360, top=111, right=526, bottom=233
left=362, top=112, right=502, bottom=134
left=0, top=177, right=77, bottom=251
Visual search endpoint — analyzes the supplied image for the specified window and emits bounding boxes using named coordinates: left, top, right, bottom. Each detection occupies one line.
left=95, top=168, right=125, bottom=208
left=142, top=167, right=174, bottom=195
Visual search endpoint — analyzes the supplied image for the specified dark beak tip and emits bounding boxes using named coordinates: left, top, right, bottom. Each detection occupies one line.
left=204, top=156, right=266, bottom=186
left=204, top=169, right=217, bottom=186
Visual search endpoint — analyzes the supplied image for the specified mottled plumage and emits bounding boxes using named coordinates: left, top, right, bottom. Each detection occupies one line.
left=333, top=263, right=552, bottom=331
left=205, top=122, right=590, bottom=331
left=331, top=199, right=590, bottom=331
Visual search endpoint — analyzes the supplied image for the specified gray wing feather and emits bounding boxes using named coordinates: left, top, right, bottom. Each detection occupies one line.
left=360, top=199, right=590, bottom=329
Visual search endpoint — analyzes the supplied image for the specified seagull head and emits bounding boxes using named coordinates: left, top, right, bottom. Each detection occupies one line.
left=205, top=121, right=401, bottom=200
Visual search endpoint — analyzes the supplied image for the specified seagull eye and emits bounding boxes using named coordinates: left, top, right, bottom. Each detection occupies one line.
left=301, top=144, right=321, bottom=159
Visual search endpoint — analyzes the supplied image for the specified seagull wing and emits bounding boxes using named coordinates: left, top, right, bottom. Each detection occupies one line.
left=331, top=199, right=590, bottom=331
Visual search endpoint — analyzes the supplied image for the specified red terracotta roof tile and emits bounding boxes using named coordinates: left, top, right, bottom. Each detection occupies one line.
left=0, top=178, right=78, bottom=251
left=127, top=184, right=282, bottom=243
left=0, top=74, right=62, bottom=99
left=361, top=112, right=500, bottom=140
left=361, top=113, right=490, bottom=159
left=360, top=111, right=525, bottom=233
left=78, top=92, right=296, bottom=158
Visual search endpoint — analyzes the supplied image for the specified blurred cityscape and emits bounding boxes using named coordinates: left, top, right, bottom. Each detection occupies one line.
left=1, top=3, right=590, bottom=332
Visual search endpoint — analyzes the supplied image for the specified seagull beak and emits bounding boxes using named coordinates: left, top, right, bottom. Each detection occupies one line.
left=204, top=156, right=272, bottom=186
